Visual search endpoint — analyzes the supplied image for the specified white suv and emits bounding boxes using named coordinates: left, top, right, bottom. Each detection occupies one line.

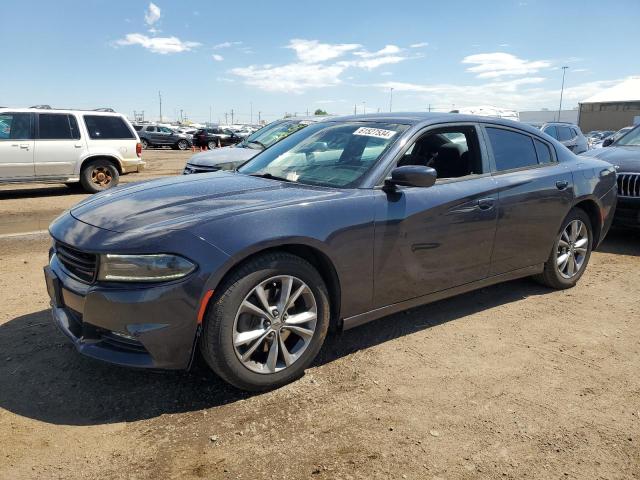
left=0, top=107, right=145, bottom=192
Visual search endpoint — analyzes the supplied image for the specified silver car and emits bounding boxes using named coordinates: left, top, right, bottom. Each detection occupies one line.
left=183, top=116, right=333, bottom=174
left=528, top=122, right=589, bottom=154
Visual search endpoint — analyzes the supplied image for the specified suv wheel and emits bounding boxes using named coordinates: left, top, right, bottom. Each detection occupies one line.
left=177, top=139, right=189, bottom=150
left=80, top=159, right=120, bottom=193
left=207, top=140, right=217, bottom=150
left=141, top=139, right=149, bottom=149
left=535, top=208, right=593, bottom=289
left=200, top=252, right=330, bottom=391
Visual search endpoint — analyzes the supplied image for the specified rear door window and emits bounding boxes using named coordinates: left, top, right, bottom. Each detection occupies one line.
left=38, top=113, right=80, bottom=140
left=486, top=127, right=539, bottom=171
left=83, top=115, right=135, bottom=139
left=0, top=112, right=34, bottom=140
left=557, top=126, right=573, bottom=141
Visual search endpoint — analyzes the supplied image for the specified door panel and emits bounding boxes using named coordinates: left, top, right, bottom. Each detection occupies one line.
left=489, top=164, right=573, bottom=275
left=373, top=176, right=499, bottom=308
left=0, top=112, right=35, bottom=179
left=34, top=113, right=85, bottom=176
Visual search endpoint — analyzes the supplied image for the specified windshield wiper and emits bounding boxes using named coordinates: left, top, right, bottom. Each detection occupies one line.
left=246, top=140, right=266, bottom=149
left=249, top=172, right=293, bottom=182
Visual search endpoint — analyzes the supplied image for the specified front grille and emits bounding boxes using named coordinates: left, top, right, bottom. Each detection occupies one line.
left=55, top=242, right=97, bottom=283
left=617, top=173, right=640, bottom=198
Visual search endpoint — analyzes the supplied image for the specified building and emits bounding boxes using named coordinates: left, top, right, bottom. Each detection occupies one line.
left=578, top=77, right=640, bottom=132
left=519, top=109, right=578, bottom=124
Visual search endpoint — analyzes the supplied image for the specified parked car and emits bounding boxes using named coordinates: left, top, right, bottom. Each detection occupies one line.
left=0, top=107, right=144, bottom=192
left=192, top=127, right=243, bottom=149
left=134, top=124, right=192, bottom=150
left=581, top=124, right=640, bottom=228
left=528, top=122, right=589, bottom=154
left=44, top=113, right=616, bottom=390
left=183, top=117, right=332, bottom=174
left=600, top=126, right=634, bottom=148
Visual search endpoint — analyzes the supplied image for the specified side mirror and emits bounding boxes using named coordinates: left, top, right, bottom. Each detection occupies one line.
left=385, top=165, right=437, bottom=189
left=602, top=137, right=614, bottom=147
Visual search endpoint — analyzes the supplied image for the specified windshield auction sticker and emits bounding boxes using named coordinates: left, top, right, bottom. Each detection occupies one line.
left=353, top=127, right=397, bottom=139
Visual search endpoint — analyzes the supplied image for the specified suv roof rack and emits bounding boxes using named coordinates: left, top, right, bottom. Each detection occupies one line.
left=93, top=108, right=115, bottom=112
left=30, top=104, right=52, bottom=109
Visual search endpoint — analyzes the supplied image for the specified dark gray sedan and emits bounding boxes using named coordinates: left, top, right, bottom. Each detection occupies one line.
left=44, top=113, right=617, bottom=391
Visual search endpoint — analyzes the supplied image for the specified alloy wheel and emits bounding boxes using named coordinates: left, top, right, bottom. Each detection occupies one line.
left=556, top=219, right=588, bottom=279
left=232, top=275, right=318, bottom=374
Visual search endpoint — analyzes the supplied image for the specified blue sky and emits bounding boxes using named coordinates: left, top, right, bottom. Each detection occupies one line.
left=1, top=0, right=638, bottom=123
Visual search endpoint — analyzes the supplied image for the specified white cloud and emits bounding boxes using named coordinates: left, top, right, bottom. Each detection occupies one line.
left=374, top=76, right=625, bottom=111
left=116, top=33, right=201, bottom=54
left=381, top=71, right=393, bottom=76
left=230, top=62, right=347, bottom=93
left=462, top=52, right=551, bottom=79
left=354, top=45, right=402, bottom=58
left=339, top=55, right=408, bottom=71
left=144, top=2, right=161, bottom=26
left=410, top=42, right=428, bottom=48
left=287, top=39, right=361, bottom=63
left=214, top=41, right=243, bottom=49
left=212, top=54, right=224, bottom=61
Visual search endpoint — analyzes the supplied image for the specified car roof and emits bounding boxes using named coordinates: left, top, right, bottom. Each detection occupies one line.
left=0, top=107, right=125, bottom=116
left=324, top=112, right=544, bottom=135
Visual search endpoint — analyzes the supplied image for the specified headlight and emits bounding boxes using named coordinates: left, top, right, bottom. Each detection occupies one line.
left=98, top=254, right=196, bottom=282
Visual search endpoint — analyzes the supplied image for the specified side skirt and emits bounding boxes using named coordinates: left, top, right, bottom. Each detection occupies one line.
left=342, top=264, right=543, bottom=331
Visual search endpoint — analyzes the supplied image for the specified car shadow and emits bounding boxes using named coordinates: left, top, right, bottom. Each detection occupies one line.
left=0, top=185, right=82, bottom=200
left=596, top=228, right=640, bottom=256
left=0, top=278, right=551, bottom=427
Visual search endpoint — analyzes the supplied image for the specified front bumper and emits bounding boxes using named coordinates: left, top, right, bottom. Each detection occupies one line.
left=613, top=197, right=640, bottom=228
left=44, top=253, right=201, bottom=370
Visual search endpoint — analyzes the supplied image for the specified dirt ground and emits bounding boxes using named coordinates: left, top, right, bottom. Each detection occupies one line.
left=1, top=150, right=639, bottom=479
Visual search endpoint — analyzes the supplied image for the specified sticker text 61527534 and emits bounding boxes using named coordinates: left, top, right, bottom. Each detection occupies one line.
left=352, top=127, right=397, bottom=140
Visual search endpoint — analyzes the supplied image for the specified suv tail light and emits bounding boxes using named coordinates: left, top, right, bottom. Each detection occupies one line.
left=136, top=142, right=142, bottom=158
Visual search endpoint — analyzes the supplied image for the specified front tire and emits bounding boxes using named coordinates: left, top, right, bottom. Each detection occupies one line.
left=177, top=139, right=189, bottom=150
left=207, top=140, right=217, bottom=150
left=200, top=252, right=330, bottom=391
left=536, top=208, right=593, bottom=289
left=79, top=159, right=119, bottom=193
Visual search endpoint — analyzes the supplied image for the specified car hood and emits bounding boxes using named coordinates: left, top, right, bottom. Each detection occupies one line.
left=580, top=146, right=640, bottom=173
left=69, top=172, right=342, bottom=234
left=187, top=146, right=258, bottom=167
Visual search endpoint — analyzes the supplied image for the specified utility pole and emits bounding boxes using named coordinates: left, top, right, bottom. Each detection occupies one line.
left=362, top=101, right=366, bottom=115
left=389, top=87, right=394, bottom=112
left=306, top=108, right=309, bottom=116
left=231, top=109, right=234, bottom=125
left=428, top=104, right=431, bottom=112
left=180, top=109, right=183, bottom=123
left=258, top=111, right=261, bottom=123
left=224, top=112, right=228, bottom=124
left=558, top=66, right=569, bottom=122
left=250, top=102, right=253, bottom=124
left=158, top=91, right=162, bottom=122
left=354, top=104, right=357, bottom=115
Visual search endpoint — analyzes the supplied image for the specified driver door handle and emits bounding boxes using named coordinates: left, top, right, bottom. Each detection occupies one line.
left=556, top=180, right=569, bottom=190
left=477, top=197, right=495, bottom=210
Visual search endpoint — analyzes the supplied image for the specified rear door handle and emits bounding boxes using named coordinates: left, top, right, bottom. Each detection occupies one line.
left=74, top=144, right=83, bottom=148
left=477, top=197, right=495, bottom=211
left=556, top=180, right=569, bottom=190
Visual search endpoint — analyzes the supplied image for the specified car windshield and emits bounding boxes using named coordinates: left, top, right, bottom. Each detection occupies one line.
left=240, top=120, right=310, bottom=150
left=614, top=126, right=640, bottom=146
left=238, top=122, right=408, bottom=188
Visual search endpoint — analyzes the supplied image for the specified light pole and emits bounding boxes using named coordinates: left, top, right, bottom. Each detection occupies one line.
left=362, top=101, right=366, bottom=115
left=389, top=87, right=394, bottom=112
left=558, top=66, right=569, bottom=122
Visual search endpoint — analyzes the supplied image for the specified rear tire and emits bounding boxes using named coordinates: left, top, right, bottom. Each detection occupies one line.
left=200, top=252, right=330, bottom=391
left=207, top=140, right=217, bottom=150
left=535, top=208, right=593, bottom=289
left=79, top=159, right=119, bottom=193
left=177, top=139, right=189, bottom=150
left=141, top=139, right=149, bottom=149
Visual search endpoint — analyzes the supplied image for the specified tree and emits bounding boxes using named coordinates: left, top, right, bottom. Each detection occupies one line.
left=314, top=108, right=328, bottom=116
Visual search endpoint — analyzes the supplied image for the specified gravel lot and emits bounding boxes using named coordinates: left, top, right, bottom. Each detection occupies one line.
left=1, top=150, right=639, bottom=479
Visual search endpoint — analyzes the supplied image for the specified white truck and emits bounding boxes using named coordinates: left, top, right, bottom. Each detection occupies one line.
left=0, top=107, right=145, bottom=192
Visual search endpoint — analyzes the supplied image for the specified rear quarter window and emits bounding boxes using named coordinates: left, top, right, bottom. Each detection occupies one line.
left=83, top=115, right=135, bottom=140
